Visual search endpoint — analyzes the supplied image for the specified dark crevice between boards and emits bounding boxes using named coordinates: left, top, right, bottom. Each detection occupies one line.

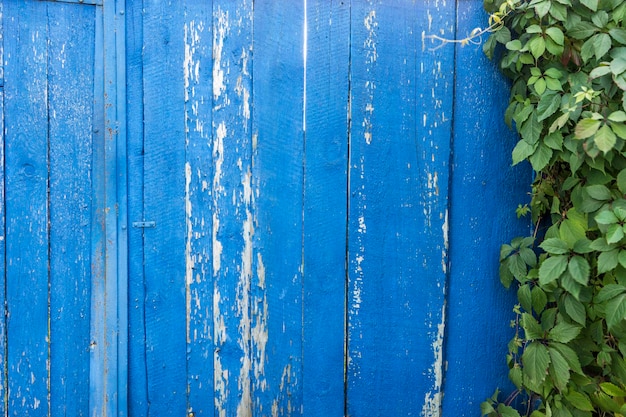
left=438, top=0, right=460, bottom=410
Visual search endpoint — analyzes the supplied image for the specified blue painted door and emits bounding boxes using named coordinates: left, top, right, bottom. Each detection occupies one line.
left=0, top=0, right=529, bottom=416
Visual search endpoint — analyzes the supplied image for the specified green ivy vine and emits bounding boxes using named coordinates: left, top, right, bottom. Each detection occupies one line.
left=476, top=0, right=626, bottom=416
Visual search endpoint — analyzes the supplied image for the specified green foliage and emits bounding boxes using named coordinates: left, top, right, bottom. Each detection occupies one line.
left=480, top=0, right=626, bottom=415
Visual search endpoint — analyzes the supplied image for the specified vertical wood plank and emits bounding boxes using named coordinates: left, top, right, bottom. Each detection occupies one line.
left=441, top=1, right=530, bottom=414
left=47, top=4, right=95, bottom=416
left=209, top=1, right=255, bottom=416
left=4, top=3, right=50, bottom=415
left=126, top=0, right=148, bottom=413
left=142, top=2, right=188, bottom=414
left=0, top=1, right=6, bottom=413
left=251, top=1, right=305, bottom=415
left=303, top=1, right=350, bottom=416
left=89, top=4, right=107, bottom=416
left=347, top=1, right=455, bottom=415
left=182, top=1, right=214, bottom=415
left=0, top=1, right=6, bottom=414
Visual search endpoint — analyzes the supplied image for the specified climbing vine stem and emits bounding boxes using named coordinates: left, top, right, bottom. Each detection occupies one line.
left=477, top=0, right=626, bottom=416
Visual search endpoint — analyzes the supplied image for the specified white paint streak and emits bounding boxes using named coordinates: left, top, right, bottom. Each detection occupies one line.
left=185, top=162, right=194, bottom=344
left=213, top=8, right=229, bottom=101
left=212, top=122, right=226, bottom=275
left=442, top=209, right=449, bottom=274
left=363, top=11, right=377, bottom=145
left=422, top=302, right=446, bottom=417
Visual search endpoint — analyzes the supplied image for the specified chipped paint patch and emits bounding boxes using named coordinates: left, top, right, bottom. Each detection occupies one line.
left=422, top=302, right=446, bottom=417
left=441, top=209, right=449, bottom=274
left=213, top=8, right=229, bottom=101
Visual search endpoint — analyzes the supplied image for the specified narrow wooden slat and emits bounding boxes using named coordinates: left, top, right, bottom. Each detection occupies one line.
left=89, top=4, right=107, bottom=416
left=181, top=1, right=214, bottom=415
left=347, top=1, right=455, bottom=415
left=251, top=1, right=305, bottom=414
left=0, top=1, right=6, bottom=414
left=126, top=0, right=148, bottom=414
left=142, top=2, right=188, bottom=414
left=302, top=1, right=350, bottom=415
left=3, top=2, right=50, bottom=415
left=208, top=1, right=255, bottom=415
left=0, top=2, right=6, bottom=413
left=441, top=2, right=530, bottom=414
left=47, top=4, right=95, bottom=415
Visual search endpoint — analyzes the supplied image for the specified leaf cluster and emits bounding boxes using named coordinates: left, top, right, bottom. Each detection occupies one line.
left=481, top=0, right=626, bottom=416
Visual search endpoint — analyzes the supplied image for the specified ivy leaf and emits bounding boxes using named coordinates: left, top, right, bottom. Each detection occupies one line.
left=610, top=28, right=626, bottom=45
left=563, top=294, right=586, bottom=325
left=598, top=249, right=620, bottom=273
left=550, top=342, right=584, bottom=374
left=600, top=382, right=626, bottom=397
left=619, top=249, right=626, bottom=268
left=518, top=284, right=533, bottom=312
left=546, top=27, right=565, bottom=46
left=529, top=36, right=547, bottom=59
left=522, top=342, right=551, bottom=393
left=581, top=33, right=612, bottom=62
left=610, top=122, right=626, bottom=139
left=568, top=22, right=597, bottom=40
left=559, top=218, right=588, bottom=247
left=596, top=210, right=619, bottom=225
left=575, top=118, right=602, bottom=139
left=585, top=184, right=611, bottom=200
left=520, top=113, right=543, bottom=145
left=568, top=255, right=590, bottom=285
left=565, top=391, right=594, bottom=411
left=595, top=124, right=617, bottom=153
left=617, top=169, right=626, bottom=194
left=522, top=312, right=544, bottom=340
left=537, top=92, right=562, bottom=121
left=606, top=293, right=626, bottom=329
left=548, top=346, right=570, bottom=391
left=607, top=223, right=625, bottom=244
left=611, top=57, right=626, bottom=75
left=496, top=404, right=521, bottom=417
left=548, top=321, right=581, bottom=343
left=596, top=284, right=626, bottom=303
left=579, top=0, right=598, bottom=11
left=529, top=143, right=553, bottom=171
left=540, top=237, right=570, bottom=254
left=539, top=255, right=568, bottom=285
left=531, top=286, right=548, bottom=313
left=512, top=140, right=536, bottom=165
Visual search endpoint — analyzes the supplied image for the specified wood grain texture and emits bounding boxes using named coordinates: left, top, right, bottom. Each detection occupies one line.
left=303, top=1, right=350, bottom=415
left=441, top=2, right=531, bottom=414
left=209, top=1, right=255, bottom=416
left=125, top=0, right=148, bottom=414
left=141, top=1, right=188, bottom=414
left=252, top=1, right=305, bottom=415
left=47, top=4, right=95, bottom=415
left=347, top=1, right=455, bottom=415
left=182, top=1, right=214, bottom=415
left=4, top=3, right=51, bottom=414
left=0, top=2, right=6, bottom=415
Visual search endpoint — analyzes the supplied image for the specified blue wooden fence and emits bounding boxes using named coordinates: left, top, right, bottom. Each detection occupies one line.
left=0, top=0, right=529, bottom=415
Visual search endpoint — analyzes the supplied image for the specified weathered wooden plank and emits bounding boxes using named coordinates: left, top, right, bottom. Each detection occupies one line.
left=182, top=1, right=214, bottom=415
left=0, top=2, right=6, bottom=414
left=251, top=1, right=305, bottom=415
left=141, top=1, right=188, bottom=414
left=302, top=1, right=349, bottom=415
left=4, top=2, right=50, bottom=415
left=440, top=2, right=530, bottom=414
left=347, top=1, right=455, bottom=415
left=126, top=0, right=148, bottom=414
left=47, top=4, right=95, bottom=415
left=209, top=1, right=255, bottom=416
left=89, top=4, right=107, bottom=417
